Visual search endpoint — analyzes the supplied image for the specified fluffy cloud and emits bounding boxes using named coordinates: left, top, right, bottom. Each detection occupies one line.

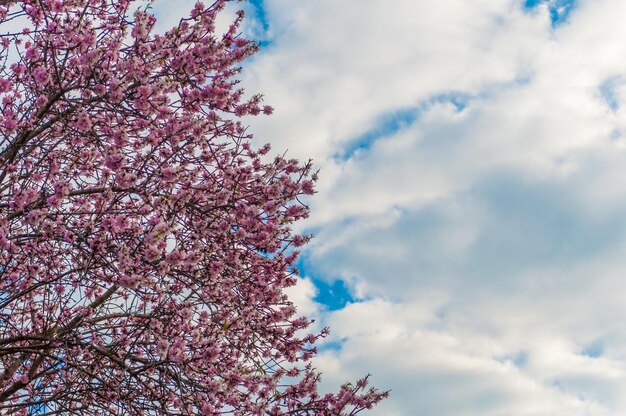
left=242, top=0, right=550, bottom=161
left=314, top=298, right=624, bottom=416
left=151, top=0, right=626, bottom=414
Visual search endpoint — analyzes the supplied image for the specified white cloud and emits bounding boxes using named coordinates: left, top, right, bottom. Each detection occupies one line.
left=241, top=0, right=550, bottom=160
left=283, top=276, right=319, bottom=317
left=314, top=299, right=620, bottom=416
left=154, top=0, right=626, bottom=414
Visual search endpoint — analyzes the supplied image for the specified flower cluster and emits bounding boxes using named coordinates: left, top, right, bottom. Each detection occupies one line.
left=0, top=1, right=387, bottom=415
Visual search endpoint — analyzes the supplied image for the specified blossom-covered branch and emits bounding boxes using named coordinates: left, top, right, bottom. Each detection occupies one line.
left=0, top=0, right=387, bottom=415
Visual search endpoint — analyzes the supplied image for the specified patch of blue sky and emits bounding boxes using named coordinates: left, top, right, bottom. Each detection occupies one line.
left=581, top=340, right=604, bottom=358
left=244, top=0, right=273, bottom=48
left=248, top=0, right=269, bottom=33
left=497, top=351, right=528, bottom=368
left=512, top=351, right=529, bottom=368
left=317, top=339, right=346, bottom=353
left=295, top=257, right=356, bottom=311
left=312, top=278, right=355, bottom=311
left=599, top=76, right=623, bottom=111
left=523, top=0, right=577, bottom=26
left=336, top=107, right=419, bottom=161
left=425, top=92, right=472, bottom=112
left=336, top=92, right=472, bottom=161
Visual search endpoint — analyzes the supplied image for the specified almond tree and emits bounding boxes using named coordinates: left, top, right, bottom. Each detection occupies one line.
left=0, top=0, right=387, bottom=414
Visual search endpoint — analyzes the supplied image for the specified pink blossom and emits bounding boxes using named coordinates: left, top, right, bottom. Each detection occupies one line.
left=74, top=111, right=92, bottom=131
left=0, top=78, right=11, bottom=93
left=161, top=165, right=176, bottom=180
left=0, top=1, right=386, bottom=414
left=104, top=153, right=124, bottom=171
left=32, top=66, right=50, bottom=84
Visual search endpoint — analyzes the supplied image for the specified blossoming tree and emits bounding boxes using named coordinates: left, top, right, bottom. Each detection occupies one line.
left=0, top=0, right=387, bottom=414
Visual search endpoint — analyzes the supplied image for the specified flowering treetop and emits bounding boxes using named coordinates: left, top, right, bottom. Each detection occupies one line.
left=0, top=0, right=387, bottom=415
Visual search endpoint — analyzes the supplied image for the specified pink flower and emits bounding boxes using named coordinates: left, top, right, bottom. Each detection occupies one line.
left=156, top=339, right=169, bottom=356
left=161, top=165, right=176, bottom=180
left=104, top=153, right=124, bottom=171
left=74, top=111, right=92, bottom=131
left=50, top=0, right=64, bottom=12
left=301, top=180, right=315, bottom=195
left=115, top=171, right=136, bottom=188
left=0, top=78, right=11, bottom=93
left=2, top=115, right=17, bottom=132
left=32, top=66, right=50, bottom=85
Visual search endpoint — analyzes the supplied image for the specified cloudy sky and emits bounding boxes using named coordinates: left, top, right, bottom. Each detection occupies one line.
left=164, top=0, right=626, bottom=414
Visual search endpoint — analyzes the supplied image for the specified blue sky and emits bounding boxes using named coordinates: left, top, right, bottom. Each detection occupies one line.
left=154, top=0, right=626, bottom=414
left=524, top=0, right=577, bottom=25
left=247, top=0, right=268, bottom=32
